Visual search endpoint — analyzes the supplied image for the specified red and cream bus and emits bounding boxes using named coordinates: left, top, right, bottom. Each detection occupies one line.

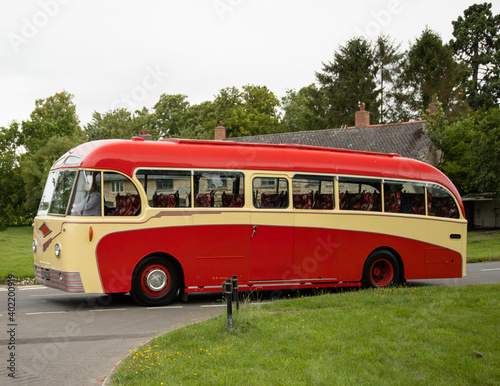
left=32, top=138, right=467, bottom=306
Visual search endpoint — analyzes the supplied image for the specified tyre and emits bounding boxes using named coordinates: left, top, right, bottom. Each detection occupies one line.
left=130, top=256, right=180, bottom=306
left=362, top=250, right=400, bottom=288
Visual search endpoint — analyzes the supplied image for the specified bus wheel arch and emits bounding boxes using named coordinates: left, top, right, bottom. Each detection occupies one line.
left=362, top=247, right=403, bottom=288
left=130, top=253, right=183, bottom=306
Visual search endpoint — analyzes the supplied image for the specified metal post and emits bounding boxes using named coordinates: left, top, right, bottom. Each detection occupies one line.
left=232, top=275, right=239, bottom=310
left=224, top=279, right=233, bottom=329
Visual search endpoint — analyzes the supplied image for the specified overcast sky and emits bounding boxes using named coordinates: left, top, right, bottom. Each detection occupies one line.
left=0, top=0, right=496, bottom=129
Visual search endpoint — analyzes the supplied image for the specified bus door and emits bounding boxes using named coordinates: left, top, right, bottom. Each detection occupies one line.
left=250, top=176, right=293, bottom=281
left=191, top=171, right=250, bottom=286
left=291, top=174, right=338, bottom=281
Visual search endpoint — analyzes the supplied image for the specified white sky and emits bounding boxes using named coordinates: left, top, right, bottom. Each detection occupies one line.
left=0, top=0, right=496, bottom=129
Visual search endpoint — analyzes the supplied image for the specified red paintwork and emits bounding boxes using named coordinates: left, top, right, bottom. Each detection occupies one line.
left=96, top=224, right=463, bottom=294
left=58, top=139, right=465, bottom=217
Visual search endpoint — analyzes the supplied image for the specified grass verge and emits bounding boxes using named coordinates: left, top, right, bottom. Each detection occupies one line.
left=111, top=284, right=500, bottom=385
left=467, top=230, right=500, bottom=262
left=0, top=226, right=35, bottom=283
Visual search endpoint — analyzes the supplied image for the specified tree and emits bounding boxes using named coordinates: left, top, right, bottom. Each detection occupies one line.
left=153, top=94, right=190, bottom=138
left=451, top=2, right=500, bottom=109
left=280, top=84, right=328, bottom=132
left=316, top=37, right=380, bottom=127
left=0, top=122, right=27, bottom=230
left=20, top=91, right=82, bottom=153
left=396, top=28, right=467, bottom=120
left=375, top=35, right=404, bottom=123
left=178, top=101, right=217, bottom=139
left=133, top=107, right=158, bottom=139
left=85, top=108, right=137, bottom=141
left=18, top=91, right=82, bottom=217
left=426, top=101, right=500, bottom=195
left=214, top=85, right=280, bottom=137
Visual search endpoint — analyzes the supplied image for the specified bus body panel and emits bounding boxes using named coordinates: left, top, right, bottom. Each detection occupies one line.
left=94, top=221, right=464, bottom=294
left=33, top=217, right=104, bottom=293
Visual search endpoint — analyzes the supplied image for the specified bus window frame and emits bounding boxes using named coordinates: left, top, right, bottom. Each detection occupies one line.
left=292, top=173, right=335, bottom=210
left=252, top=175, right=290, bottom=209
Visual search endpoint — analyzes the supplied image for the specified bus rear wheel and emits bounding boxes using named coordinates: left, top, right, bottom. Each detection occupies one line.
left=362, top=250, right=400, bottom=288
left=130, top=256, right=179, bottom=306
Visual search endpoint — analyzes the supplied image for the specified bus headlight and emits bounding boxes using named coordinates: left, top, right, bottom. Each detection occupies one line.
left=32, top=239, right=37, bottom=253
left=54, top=243, right=61, bottom=258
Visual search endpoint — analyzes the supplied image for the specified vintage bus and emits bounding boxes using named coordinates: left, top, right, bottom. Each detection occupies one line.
left=32, top=138, right=467, bottom=306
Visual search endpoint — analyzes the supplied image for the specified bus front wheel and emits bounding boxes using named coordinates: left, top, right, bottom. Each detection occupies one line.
left=362, top=250, right=400, bottom=288
left=130, top=256, right=180, bottom=306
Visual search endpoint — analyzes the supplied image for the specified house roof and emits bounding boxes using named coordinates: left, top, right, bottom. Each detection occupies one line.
left=229, top=121, right=431, bottom=162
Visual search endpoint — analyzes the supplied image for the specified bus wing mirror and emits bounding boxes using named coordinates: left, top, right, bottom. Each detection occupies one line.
left=84, top=175, right=93, bottom=191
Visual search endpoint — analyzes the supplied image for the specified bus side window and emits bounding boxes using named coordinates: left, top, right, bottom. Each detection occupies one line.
left=292, top=175, right=334, bottom=210
left=384, top=181, right=426, bottom=215
left=193, top=171, right=245, bottom=208
left=339, top=177, right=382, bottom=211
left=136, top=170, right=191, bottom=208
left=428, top=185, right=459, bottom=218
left=253, top=177, right=289, bottom=208
left=103, top=172, right=141, bottom=216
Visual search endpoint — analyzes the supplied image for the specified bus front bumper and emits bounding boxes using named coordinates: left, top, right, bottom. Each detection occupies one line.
left=34, top=264, right=85, bottom=293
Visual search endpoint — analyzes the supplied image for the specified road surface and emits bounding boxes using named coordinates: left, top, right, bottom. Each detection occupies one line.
left=0, top=261, right=499, bottom=385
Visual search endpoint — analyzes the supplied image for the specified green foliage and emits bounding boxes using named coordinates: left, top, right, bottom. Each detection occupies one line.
left=0, top=122, right=27, bottom=230
left=20, top=91, right=82, bottom=153
left=375, top=35, right=404, bottom=123
left=396, top=28, right=467, bottom=120
left=17, top=91, right=82, bottom=217
left=468, top=108, right=500, bottom=194
left=280, top=84, right=328, bottom=132
left=451, top=2, right=500, bottom=110
left=154, top=94, right=190, bottom=138
left=426, top=101, right=500, bottom=195
left=316, top=37, right=380, bottom=127
left=214, top=85, right=281, bottom=137
left=85, top=108, right=138, bottom=140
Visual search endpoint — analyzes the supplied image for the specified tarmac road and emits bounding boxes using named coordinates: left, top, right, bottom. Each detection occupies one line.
left=0, top=261, right=499, bottom=385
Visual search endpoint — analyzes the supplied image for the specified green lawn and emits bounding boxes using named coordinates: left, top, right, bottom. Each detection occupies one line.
left=467, top=230, right=500, bottom=262
left=111, top=284, right=500, bottom=385
left=0, top=226, right=35, bottom=283
left=0, top=227, right=499, bottom=283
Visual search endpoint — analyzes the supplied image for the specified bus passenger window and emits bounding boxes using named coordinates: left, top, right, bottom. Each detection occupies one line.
left=428, top=185, right=459, bottom=218
left=292, top=175, right=334, bottom=210
left=193, top=171, right=244, bottom=208
left=103, top=172, right=141, bottom=216
left=384, top=181, right=426, bottom=214
left=253, top=177, right=289, bottom=208
left=136, top=170, right=191, bottom=208
left=339, top=177, right=382, bottom=211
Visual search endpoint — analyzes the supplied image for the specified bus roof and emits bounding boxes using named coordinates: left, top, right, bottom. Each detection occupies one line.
left=57, top=138, right=462, bottom=203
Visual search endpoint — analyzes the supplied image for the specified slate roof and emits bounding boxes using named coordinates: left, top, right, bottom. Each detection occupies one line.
left=229, top=121, right=432, bottom=163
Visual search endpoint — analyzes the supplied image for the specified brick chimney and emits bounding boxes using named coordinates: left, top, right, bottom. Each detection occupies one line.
left=138, top=130, right=153, bottom=140
left=428, top=97, right=438, bottom=115
left=214, top=121, right=226, bottom=140
left=354, top=103, right=370, bottom=127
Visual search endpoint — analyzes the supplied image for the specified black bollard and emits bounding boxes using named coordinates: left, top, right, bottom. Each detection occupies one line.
left=232, top=275, right=239, bottom=310
left=224, top=279, right=233, bottom=329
